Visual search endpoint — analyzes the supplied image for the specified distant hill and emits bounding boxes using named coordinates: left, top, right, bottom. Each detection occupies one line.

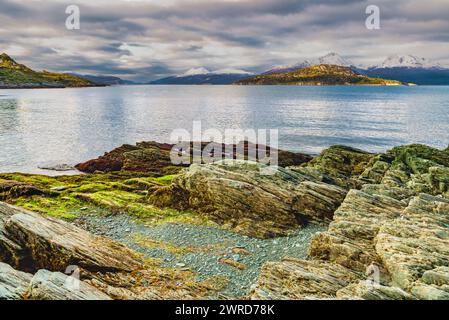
left=264, top=52, right=356, bottom=74
left=149, top=67, right=254, bottom=85
left=68, top=73, right=138, bottom=86
left=236, top=64, right=404, bottom=86
left=0, top=53, right=100, bottom=89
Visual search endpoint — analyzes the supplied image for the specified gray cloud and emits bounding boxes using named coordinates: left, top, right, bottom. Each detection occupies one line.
left=0, top=0, right=448, bottom=81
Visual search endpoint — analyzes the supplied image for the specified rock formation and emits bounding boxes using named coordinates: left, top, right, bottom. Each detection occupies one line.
left=0, top=202, right=213, bottom=300
left=251, top=144, right=449, bottom=300
left=75, top=141, right=311, bottom=174
left=149, top=160, right=347, bottom=238
left=1, top=143, right=448, bottom=300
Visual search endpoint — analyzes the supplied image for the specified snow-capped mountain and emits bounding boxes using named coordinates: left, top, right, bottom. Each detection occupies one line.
left=180, top=67, right=211, bottom=77
left=316, top=52, right=354, bottom=67
left=263, top=60, right=313, bottom=74
left=373, top=55, right=442, bottom=69
left=178, top=67, right=253, bottom=77
left=150, top=67, right=254, bottom=85
left=265, top=53, right=355, bottom=74
left=212, top=68, right=253, bottom=75
left=363, top=54, right=449, bottom=85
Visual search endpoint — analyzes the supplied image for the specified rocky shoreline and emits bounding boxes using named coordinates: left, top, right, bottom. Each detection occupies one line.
left=1, top=142, right=448, bottom=300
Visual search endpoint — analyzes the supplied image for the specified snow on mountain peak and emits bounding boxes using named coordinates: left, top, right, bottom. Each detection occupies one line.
left=317, top=52, right=354, bottom=67
left=179, top=67, right=253, bottom=77
left=212, top=68, right=253, bottom=75
left=265, top=53, right=354, bottom=74
left=378, top=55, right=442, bottom=69
left=181, top=67, right=211, bottom=77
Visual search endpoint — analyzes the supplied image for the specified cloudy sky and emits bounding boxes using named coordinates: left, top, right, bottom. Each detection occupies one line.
left=1, top=0, right=449, bottom=81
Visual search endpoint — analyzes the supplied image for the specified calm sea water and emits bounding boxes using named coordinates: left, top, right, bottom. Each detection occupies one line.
left=0, top=85, right=448, bottom=174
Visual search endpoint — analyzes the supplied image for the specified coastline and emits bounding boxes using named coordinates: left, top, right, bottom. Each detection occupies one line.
left=1, top=142, right=448, bottom=299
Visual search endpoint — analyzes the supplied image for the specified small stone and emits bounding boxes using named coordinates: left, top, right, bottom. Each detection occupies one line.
left=232, top=254, right=241, bottom=262
left=50, top=186, right=67, bottom=191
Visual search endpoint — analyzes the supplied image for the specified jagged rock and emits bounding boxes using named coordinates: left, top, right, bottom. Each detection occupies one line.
left=0, top=202, right=214, bottom=300
left=375, top=194, right=449, bottom=296
left=359, top=144, right=449, bottom=197
left=293, top=181, right=348, bottom=223
left=421, top=266, right=449, bottom=286
left=0, top=202, right=143, bottom=273
left=6, top=213, right=143, bottom=273
left=390, top=144, right=449, bottom=174
left=411, top=283, right=449, bottom=300
left=252, top=145, right=449, bottom=300
left=27, top=269, right=111, bottom=300
left=309, top=189, right=405, bottom=274
left=0, top=203, right=26, bottom=267
left=150, top=160, right=346, bottom=238
left=250, top=258, right=361, bottom=300
left=336, top=281, right=415, bottom=300
left=0, top=262, right=32, bottom=300
left=298, top=145, right=375, bottom=189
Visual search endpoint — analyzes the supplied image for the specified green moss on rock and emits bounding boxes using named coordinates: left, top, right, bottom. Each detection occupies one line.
left=0, top=172, right=201, bottom=225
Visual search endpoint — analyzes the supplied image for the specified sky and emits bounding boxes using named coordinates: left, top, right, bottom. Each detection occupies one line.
left=1, top=0, right=449, bottom=82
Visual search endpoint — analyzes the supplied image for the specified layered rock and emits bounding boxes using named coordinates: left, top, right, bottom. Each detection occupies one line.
left=150, top=160, right=347, bottom=238
left=27, top=270, right=111, bottom=300
left=0, top=262, right=32, bottom=300
left=294, top=145, right=375, bottom=189
left=251, top=258, right=361, bottom=300
left=0, top=202, right=212, bottom=300
left=375, top=194, right=449, bottom=298
left=251, top=144, right=449, bottom=300
left=1, top=202, right=143, bottom=273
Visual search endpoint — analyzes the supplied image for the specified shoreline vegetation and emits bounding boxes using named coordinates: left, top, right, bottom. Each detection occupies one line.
left=236, top=64, right=407, bottom=86
left=0, top=53, right=102, bottom=89
left=1, top=141, right=449, bottom=299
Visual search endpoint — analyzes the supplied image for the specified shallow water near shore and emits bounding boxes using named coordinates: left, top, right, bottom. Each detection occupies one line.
left=1, top=85, right=449, bottom=174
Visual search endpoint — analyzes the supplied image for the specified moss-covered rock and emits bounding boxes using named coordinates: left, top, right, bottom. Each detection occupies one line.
left=75, top=141, right=311, bottom=174
left=0, top=172, right=200, bottom=225
left=252, top=144, right=449, bottom=300
left=295, top=145, right=375, bottom=189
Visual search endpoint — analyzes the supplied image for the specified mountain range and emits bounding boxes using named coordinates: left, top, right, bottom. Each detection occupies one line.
left=1, top=52, right=449, bottom=88
left=362, top=55, right=449, bottom=85
left=149, top=52, right=449, bottom=85
left=149, top=67, right=254, bottom=85
left=260, top=53, right=449, bottom=85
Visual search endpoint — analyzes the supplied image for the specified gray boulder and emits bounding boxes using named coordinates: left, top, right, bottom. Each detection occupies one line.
left=0, top=262, right=32, bottom=300
left=27, top=269, right=111, bottom=300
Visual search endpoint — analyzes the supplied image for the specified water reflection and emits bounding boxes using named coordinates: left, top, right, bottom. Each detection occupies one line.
left=0, top=98, right=29, bottom=168
left=0, top=85, right=448, bottom=173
